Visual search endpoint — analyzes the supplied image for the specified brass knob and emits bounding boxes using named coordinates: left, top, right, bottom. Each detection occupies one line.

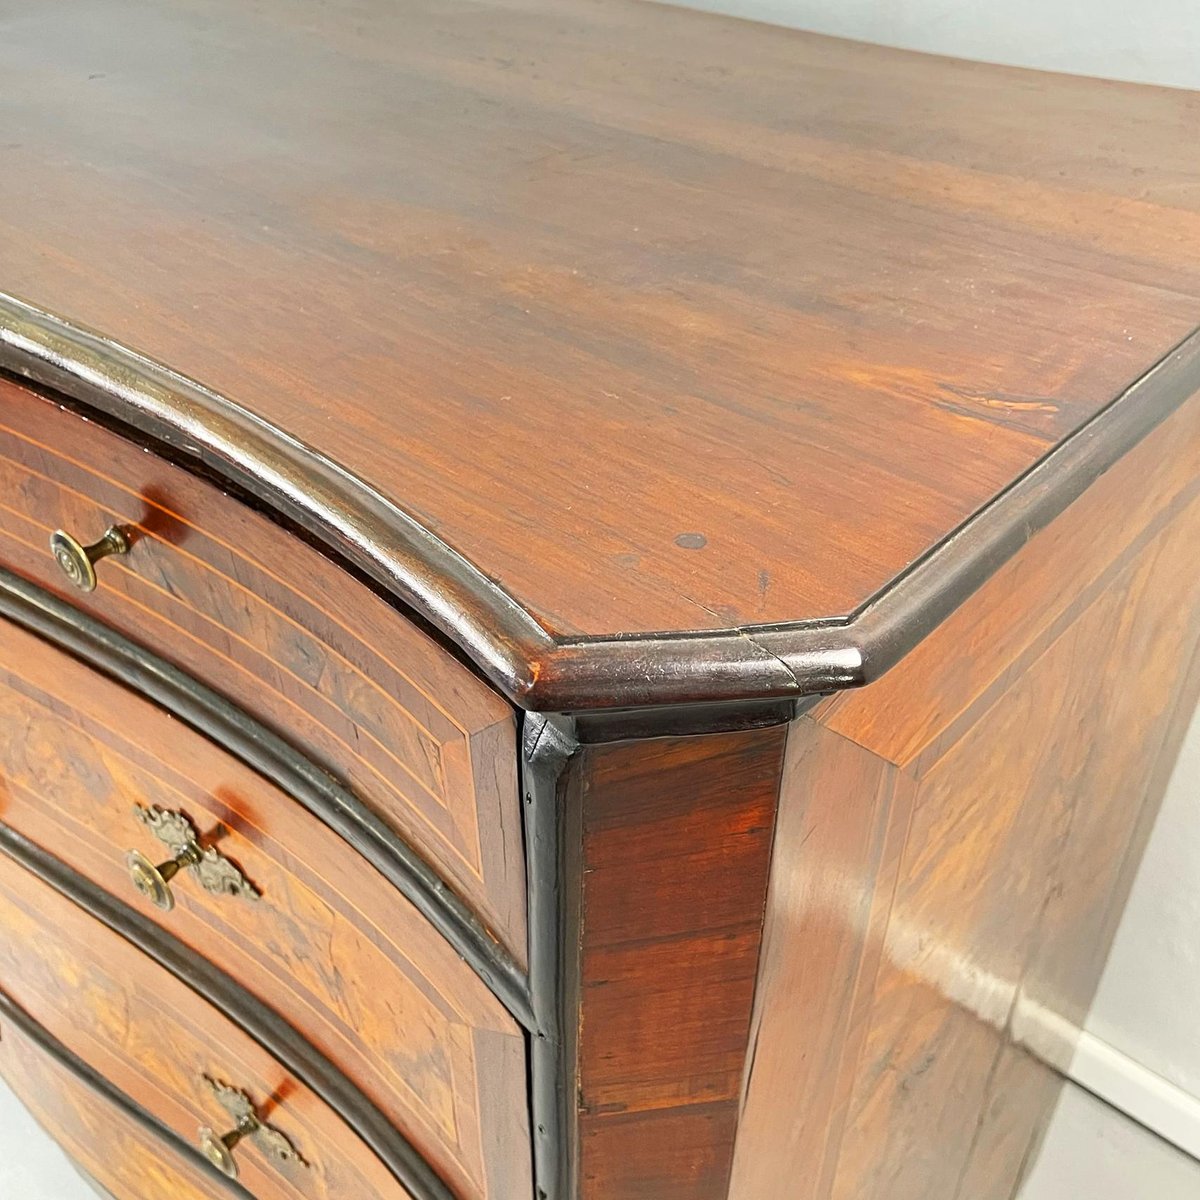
left=198, top=1120, right=254, bottom=1179
left=125, top=844, right=201, bottom=913
left=198, top=1076, right=306, bottom=1180
left=49, top=525, right=130, bottom=592
left=126, top=805, right=260, bottom=913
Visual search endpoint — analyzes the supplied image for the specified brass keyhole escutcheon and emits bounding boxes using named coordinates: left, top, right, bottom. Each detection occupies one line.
left=125, top=805, right=260, bottom=912
left=198, top=1076, right=307, bottom=1180
left=49, top=525, right=130, bottom=592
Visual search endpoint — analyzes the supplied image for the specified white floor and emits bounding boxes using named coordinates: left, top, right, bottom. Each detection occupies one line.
left=1018, top=1086, right=1200, bottom=1200
left=2, top=1074, right=1199, bottom=1199
left=0, top=1074, right=94, bottom=1198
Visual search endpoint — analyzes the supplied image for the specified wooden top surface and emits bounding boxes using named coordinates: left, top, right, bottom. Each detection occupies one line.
left=2, top=0, right=1199, bottom=706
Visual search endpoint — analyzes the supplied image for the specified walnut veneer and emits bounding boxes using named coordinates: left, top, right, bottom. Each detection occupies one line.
left=0, top=991, right=246, bottom=1200
left=1, top=3, right=1198, bottom=1199
left=0, top=615, right=531, bottom=1200
left=0, top=381, right=525, bottom=964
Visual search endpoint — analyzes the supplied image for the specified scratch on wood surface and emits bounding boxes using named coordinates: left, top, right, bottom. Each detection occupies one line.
left=938, top=382, right=1061, bottom=414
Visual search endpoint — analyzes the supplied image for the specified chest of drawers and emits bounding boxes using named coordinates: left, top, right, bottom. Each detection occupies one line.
left=1, top=3, right=1199, bottom=1198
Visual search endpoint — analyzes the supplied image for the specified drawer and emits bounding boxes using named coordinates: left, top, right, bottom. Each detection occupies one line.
left=0, top=376, right=524, bottom=961
left=0, top=844, right=418, bottom=1200
left=0, top=615, right=532, bottom=1200
left=0, top=990, right=247, bottom=1200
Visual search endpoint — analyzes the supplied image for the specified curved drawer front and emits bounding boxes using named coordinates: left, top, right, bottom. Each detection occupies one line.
left=0, top=615, right=532, bottom=1200
left=0, top=846, right=420, bottom=1200
left=0, top=991, right=248, bottom=1200
left=0, top=376, right=524, bottom=961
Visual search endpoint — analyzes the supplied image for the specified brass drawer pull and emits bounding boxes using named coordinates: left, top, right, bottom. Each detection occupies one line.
left=125, top=805, right=260, bottom=912
left=49, top=525, right=130, bottom=592
left=198, top=1075, right=307, bottom=1180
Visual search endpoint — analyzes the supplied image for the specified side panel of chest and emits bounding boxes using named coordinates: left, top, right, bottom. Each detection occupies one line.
left=730, top=387, right=1200, bottom=1200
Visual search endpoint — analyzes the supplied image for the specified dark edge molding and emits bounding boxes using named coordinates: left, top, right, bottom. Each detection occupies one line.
left=0, top=988, right=254, bottom=1200
left=0, top=822, right=454, bottom=1200
left=522, top=712, right=580, bottom=1200
left=0, top=566, right=535, bottom=1032
left=2, top=292, right=1198, bottom=711
left=519, top=699, right=807, bottom=1200
left=571, top=696, right=803, bottom=744
left=0, top=293, right=556, bottom=698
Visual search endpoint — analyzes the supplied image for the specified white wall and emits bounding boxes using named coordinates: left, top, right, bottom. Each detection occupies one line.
left=665, top=0, right=1200, bottom=88
left=669, top=0, right=1200, bottom=1166
left=1086, top=703, right=1200, bottom=1106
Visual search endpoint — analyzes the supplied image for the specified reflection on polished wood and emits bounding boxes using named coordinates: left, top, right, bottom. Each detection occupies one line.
left=1, top=3, right=1199, bottom=1197
left=0, top=615, right=530, bottom=1200
left=0, top=379, right=525, bottom=961
left=3, top=0, right=1200, bottom=706
left=525, top=387, right=1200, bottom=1199
left=0, top=848, right=416, bottom=1200
left=0, top=993, right=244, bottom=1200
left=728, top=398, right=1200, bottom=1200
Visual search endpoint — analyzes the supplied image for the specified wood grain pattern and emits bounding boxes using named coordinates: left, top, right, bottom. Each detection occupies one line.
left=572, top=726, right=788, bottom=1199
left=955, top=628, right=1200, bottom=1200
left=0, top=377, right=525, bottom=961
left=2, top=0, right=1199, bottom=646
left=2, top=8, right=1199, bottom=1197
left=731, top=467, right=1200, bottom=1200
left=0, top=994, right=247, bottom=1200
left=0, top=614, right=530, bottom=1200
left=816, top=385, right=1200, bottom=768
left=728, top=723, right=916, bottom=1200
left=0, top=847, right=420, bottom=1200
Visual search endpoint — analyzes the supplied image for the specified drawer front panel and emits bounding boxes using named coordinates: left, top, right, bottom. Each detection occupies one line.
left=0, top=992, right=246, bottom=1200
left=0, top=377, right=525, bottom=960
left=0, top=614, right=531, bottom=1200
left=0, top=845, right=417, bottom=1200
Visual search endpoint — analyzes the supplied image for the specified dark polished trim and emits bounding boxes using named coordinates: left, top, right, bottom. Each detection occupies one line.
left=0, top=823, right=454, bottom=1200
left=519, top=699, right=805, bottom=1200
left=522, top=713, right=581, bottom=1200
left=0, top=989, right=254, bottom=1199
left=0, top=567, right=535, bottom=1031
left=0, top=292, right=554, bottom=697
left=3, top=292, right=1198, bottom=711
left=571, top=695, right=810, bottom=744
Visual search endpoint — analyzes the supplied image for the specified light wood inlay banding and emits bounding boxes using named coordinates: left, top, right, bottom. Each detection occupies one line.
left=0, top=849, right=418, bottom=1200
left=0, top=615, right=532, bottom=1200
left=0, top=378, right=526, bottom=962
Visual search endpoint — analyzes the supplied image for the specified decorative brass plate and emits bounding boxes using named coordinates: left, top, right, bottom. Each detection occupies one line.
left=199, top=1075, right=307, bottom=1180
left=126, top=805, right=260, bottom=912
